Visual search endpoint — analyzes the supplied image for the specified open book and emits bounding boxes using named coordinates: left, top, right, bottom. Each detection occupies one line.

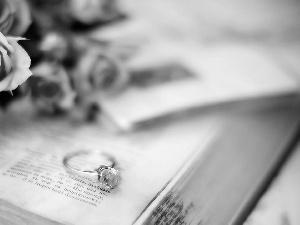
left=0, top=111, right=221, bottom=225
left=1, top=99, right=299, bottom=225
left=99, top=44, right=299, bottom=130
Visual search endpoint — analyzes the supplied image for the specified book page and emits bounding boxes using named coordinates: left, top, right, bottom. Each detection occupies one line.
left=0, top=114, right=220, bottom=225
left=99, top=44, right=299, bottom=130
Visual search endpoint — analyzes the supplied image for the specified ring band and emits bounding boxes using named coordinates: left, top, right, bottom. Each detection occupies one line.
left=63, top=150, right=121, bottom=189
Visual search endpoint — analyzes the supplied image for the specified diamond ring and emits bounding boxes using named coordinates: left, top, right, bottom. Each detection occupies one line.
left=63, top=150, right=121, bottom=190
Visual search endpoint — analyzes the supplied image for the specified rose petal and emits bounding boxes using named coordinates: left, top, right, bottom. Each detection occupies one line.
left=0, top=73, right=12, bottom=91
left=0, top=1, right=13, bottom=34
left=0, top=36, right=31, bottom=91
left=8, top=38, right=31, bottom=70
left=2, top=65, right=32, bottom=91
left=0, top=32, right=14, bottom=52
left=0, top=51, right=7, bottom=81
left=6, top=0, right=32, bottom=36
left=0, top=47, right=12, bottom=74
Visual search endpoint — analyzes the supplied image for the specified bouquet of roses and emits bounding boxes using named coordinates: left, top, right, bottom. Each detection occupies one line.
left=0, top=0, right=130, bottom=120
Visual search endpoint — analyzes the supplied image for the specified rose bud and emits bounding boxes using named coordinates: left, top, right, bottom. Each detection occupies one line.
left=0, top=32, right=32, bottom=92
left=39, top=32, right=69, bottom=62
left=68, top=0, right=120, bottom=24
left=28, top=62, right=75, bottom=113
left=0, top=0, right=32, bottom=36
left=72, top=49, right=129, bottom=98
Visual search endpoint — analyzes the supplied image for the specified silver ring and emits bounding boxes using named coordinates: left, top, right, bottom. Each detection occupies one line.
left=63, top=150, right=121, bottom=190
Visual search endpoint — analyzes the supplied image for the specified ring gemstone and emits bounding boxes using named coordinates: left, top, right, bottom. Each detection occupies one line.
left=98, top=167, right=121, bottom=189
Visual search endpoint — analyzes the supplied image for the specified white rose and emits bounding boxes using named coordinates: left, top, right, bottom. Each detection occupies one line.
left=28, top=62, right=76, bottom=113
left=69, top=0, right=119, bottom=24
left=0, top=32, right=32, bottom=92
left=73, top=49, right=129, bottom=97
left=0, top=0, right=31, bottom=36
left=0, top=0, right=14, bottom=35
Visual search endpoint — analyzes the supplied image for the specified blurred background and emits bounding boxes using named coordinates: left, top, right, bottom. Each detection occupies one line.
left=1, top=0, right=300, bottom=123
